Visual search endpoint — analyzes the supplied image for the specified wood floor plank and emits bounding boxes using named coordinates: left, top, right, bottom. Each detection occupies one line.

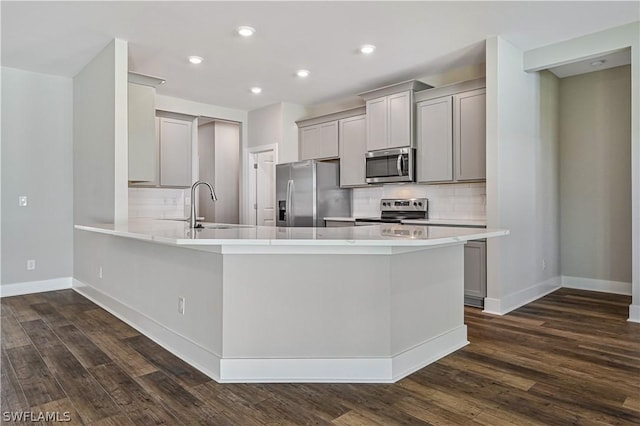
left=5, top=343, right=66, bottom=407
left=89, top=362, right=183, bottom=425
left=124, top=335, right=209, bottom=387
left=31, top=398, right=84, bottom=426
left=189, top=380, right=273, bottom=426
left=21, top=319, right=121, bottom=424
left=2, top=295, right=42, bottom=322
left=0, top=345, right=29, bottom=415
left=83, top=331, right=158, bottom=378
left=53, top=324, right=112, bottom=369
left=30, top=302, right=72, bottom=327
left=136, top=370, right=234, bottom=426
left=0, top=312, right=31, bottom=349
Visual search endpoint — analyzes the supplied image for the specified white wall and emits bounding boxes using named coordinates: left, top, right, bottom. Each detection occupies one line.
left=560, top=65, right=631, bottom=285
left=248, top=103, right=282, bottom=149
left=73, top=39, right=128, bottom=225
left=523, top=22, right=639, bottom=321
left=281, top=102, right=308, bottom=164
left=1, top=67, right=73, bottom=285
left=213, top=121, right=240, bottom=223
left=484, top=37, right=562, bottom=314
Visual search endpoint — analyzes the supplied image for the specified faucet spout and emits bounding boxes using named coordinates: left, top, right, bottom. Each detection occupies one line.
left=190, top=181, right=217, bottom=228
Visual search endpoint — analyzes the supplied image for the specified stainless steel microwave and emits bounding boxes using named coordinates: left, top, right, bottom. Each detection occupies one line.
left=365, top=147, right=415, bottom=183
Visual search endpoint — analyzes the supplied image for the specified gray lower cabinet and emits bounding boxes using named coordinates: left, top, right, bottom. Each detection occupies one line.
left=416, top=87, right=486, bottom=183
left=464, top=239, right=486, bottom=307
left=299, top=120, right=339, bottom=160
left=339, top=114, right=367, bottom=187
left=159, top=117, right=192, bottom=187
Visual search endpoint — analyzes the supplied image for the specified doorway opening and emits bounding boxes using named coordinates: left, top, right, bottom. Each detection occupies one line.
left=247, top=145, right=277, bottom=226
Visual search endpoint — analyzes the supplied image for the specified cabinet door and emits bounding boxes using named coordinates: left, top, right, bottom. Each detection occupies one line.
left=339, top=115, right=367, bottom=187
left=416, top=97, right=453, bottom=183
left=318, top=120, right=339, bottom=158
left=464, top=240, right=486, bottom=299
left=454, top=89, right=486, bottom=181
left=159, top=117, right=192, bottom=187
left=388, top=91, right=412, bottom=148
left=299, top=121, right=339, bottom=160
left=366, top=97, right=388, bottom=151
left=128, top=83, right=156, bottom=182
left=299, top=125, right=321, bottom=160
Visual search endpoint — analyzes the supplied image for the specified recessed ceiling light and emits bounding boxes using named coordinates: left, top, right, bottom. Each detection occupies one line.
left=188, top=56, right=203, bottom=65
left=251, top=87, right=262, bottom=94
left=237, top=26, right=256, bottom=37
left=590, top=59, right=606, bottom=67
left=296, top=69, right=310, bottom=78
left=360, top=44, right=376, bottom=54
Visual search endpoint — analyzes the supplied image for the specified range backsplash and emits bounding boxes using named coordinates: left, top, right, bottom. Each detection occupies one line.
left=352, top=182, right=486, bottom=220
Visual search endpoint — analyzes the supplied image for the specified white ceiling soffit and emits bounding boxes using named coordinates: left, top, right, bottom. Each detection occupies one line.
left=548, top=48, right=632, bottom=78
left=2, top=1, right=638, bottom=111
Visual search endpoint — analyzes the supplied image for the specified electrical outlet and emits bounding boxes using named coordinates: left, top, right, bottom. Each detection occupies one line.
left=542, top=259, right=547, bottom=270
left=19, top=196, right=28, bottom=207
left=98, top=267, right=103, bottom=279
left=178, top=297, right=186, bottom=315
left=27, top=259, right=36, bottom=270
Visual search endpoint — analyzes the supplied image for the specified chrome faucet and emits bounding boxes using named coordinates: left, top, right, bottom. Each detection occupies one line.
left=190, top=181, right=217, bottom=228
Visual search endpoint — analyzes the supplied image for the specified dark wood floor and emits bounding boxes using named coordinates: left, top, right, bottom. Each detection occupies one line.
left=1, top=288, right=638, bottom=425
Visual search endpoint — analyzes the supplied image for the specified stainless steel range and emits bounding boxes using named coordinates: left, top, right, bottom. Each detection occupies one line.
left=355, top=198, right=428, bottom=225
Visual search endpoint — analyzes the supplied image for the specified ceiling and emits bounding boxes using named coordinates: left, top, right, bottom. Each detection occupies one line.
left=2, top=1, right=638, bottom=111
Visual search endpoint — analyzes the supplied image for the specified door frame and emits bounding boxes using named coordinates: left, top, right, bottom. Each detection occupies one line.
left=244, top=144, right=278, bottom=225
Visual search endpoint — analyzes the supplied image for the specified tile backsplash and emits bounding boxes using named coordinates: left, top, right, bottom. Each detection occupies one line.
left=129, top=188, right=190, bottom=219
left=352, top=182, right=486, bottom=220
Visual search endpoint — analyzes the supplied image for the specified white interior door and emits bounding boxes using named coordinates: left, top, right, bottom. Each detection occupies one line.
left=255, top=150, right=276, bottom=226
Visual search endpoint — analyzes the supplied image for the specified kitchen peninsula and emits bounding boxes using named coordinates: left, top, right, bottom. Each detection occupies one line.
left=74, top=220, right=508, bottom=383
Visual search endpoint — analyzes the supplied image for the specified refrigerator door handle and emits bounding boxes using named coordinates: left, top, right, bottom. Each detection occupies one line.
left=286, top=179, right=293, bottom=226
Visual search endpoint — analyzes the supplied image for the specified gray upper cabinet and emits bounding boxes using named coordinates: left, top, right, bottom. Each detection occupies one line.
left=299, top=120, right=339, bottom=160
left=454, top=89, right=486, bottom=181
left=365, top=90, right=413, bottom=151
left=339, top=114, right=367, bottom=187
left=128, top=83, right=156, bottom=182
left=388, top=91, right=412, bottom=148
left=416, top=96, right=453, bottom=182
left=365, top=97, right=388, bottom=151
left=159, top=117, right=192, bottom=187
left=359, top=80, right=431, bottom=152
left=416, top=84, right=486, bottom=183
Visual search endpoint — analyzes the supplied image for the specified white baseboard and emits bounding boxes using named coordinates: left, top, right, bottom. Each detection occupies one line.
left=72, top=279, right=222, bottom=381
left=562, top=276, right=632, bottom=296
left=219, top=326, right=468, bottom=383
left=0, top=277, right=72, bottom=298
left=628, top=304, right=640, bottom=323
left=483, top=276, right=561, bottom=315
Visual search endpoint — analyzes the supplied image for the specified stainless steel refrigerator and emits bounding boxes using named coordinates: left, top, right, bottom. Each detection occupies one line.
left=276, top=160, right=351, bottom=227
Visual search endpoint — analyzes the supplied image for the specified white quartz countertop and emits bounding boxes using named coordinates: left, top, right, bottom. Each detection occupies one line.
left=76, top=219, right=508, bottom=247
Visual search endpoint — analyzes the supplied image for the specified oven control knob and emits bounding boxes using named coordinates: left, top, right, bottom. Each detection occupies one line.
left=418, top=202, right=423, bottom=206
left=413, top=202, right=418, bottom=207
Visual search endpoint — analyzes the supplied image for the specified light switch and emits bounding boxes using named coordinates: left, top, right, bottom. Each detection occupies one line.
left=19, top=196, right=27, bottom=207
